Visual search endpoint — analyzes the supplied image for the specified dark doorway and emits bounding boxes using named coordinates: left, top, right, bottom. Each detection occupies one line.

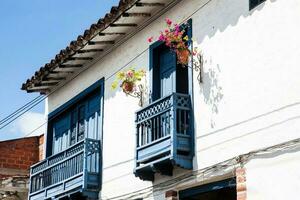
left=179, top=178, right=236, bottom=200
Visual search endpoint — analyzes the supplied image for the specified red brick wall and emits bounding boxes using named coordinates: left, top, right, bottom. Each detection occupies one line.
left=0, top=135, right=44, bottom=171
left=236, top=167, right=247, bottom=200
left=165, top=190, right=178, bottom=200
left=38, top=135, right=44, bottom=161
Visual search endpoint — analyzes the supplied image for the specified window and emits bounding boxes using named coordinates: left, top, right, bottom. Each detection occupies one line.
left=249, top=0, right=266, bottom=10
left=179, top=178, right=236, bottom=200
left=46, top=79, right=104, bottom=157
left=149, top=20, right=192, bottom=102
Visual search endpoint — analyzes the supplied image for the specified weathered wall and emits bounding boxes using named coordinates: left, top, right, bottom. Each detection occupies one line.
left=0, top=135, right=44, bottom=200
left=45, top=0, right=300, bottom=199
left=0, top=176, right=29, bottom=200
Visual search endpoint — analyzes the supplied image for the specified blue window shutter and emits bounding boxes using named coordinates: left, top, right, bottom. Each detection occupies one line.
left=45, top=78, right=105, bottom=158
left=86, top=93, right=101, bottom=140
left=149, top=41, right=163, bottom=102
left=70, top=108, right=78, bottom=145
left=77, top=104, right=86, bottom=142
left=159, top=47, right=176, bottom=97
left=149, top=42, right=177, bottom=101
left=52, top=114, right=70, bottom=154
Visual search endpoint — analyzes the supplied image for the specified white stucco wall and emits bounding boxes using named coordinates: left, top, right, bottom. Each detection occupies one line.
left=246, top=149, right=300, bottom=200
left=45, top=0, right=300, bottom=199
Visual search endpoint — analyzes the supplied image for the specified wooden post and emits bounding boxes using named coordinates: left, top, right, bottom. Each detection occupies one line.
left=165, top=190, right=178, bottom=200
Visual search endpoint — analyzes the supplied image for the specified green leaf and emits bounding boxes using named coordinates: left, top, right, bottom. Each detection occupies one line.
left=111, top=81, right=118, bottom=90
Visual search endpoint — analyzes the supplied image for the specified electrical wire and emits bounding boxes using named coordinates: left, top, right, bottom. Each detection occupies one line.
left=100, top=137, right=300, bottom=200
left=0, top=0, right=210, bottom=131
left=23, top=121, right=47, bottom=138
left=0, top=96, right=46, bottom=130
left=0, top=95, right=43, bottom=125
left=1, top=0, right=297, bottom=198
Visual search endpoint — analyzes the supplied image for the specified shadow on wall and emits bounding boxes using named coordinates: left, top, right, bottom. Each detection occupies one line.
left=99, top=0, right=280, bottom=199
left=193, top=0, right=279, bottom=127
left=201, top=60, right=223, bottom=128
left=194, top=0, right=275, bottom=44
left=191, top=0, right=280, bottom=183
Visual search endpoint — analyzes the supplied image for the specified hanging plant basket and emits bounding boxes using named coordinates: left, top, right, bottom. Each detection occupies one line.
left=148, top=18, right=204, bottom=84
left=121, top=81, right=134, bottom=94
left=111, top=68, right=146, bottom=106
left=176, top=48, right=190, bottom=66
left=148, top=18, right=191, bottom=66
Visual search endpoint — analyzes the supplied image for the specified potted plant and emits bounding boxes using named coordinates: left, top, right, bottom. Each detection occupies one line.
left=148, top=18, right=203, bottom=84
left=111, top=68, right=146, bottom=106
left=148, top=18, right=191, bottom=66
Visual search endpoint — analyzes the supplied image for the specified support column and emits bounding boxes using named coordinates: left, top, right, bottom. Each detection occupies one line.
left=236, top=167, right=247, bottom=200
left=165, top=190, right=178, bottom=200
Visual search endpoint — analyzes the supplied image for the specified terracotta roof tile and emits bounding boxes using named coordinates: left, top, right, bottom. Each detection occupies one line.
left=21, top=0, right=140, bottom=92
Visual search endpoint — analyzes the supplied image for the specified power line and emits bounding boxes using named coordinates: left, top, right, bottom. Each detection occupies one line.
left=0, top=44, right=150, bottom=132
left=0, top=0, right=295, bottom=198
left=101, top=137, right=300, bottom=200
left=0, top=0, right=206, bottom=131
left=0, top=96, right=46, bottom=130
left=0, top=95, right=43, bottom=125
left=23, top=121, right=47, bottom=138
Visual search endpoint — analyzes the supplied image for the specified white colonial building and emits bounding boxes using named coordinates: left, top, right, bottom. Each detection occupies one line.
left=22, top=0, right=300, bottom=199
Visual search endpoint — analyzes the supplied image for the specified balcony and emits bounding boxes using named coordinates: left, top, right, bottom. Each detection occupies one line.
left=134, top=93, right=194, bottom=181
left=28, top=138, right=101, bottom=200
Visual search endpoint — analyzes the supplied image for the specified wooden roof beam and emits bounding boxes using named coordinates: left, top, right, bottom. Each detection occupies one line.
left=78, top=49, right=103, bottom=53
left=66, top=57, right=93, bottom=61
left=110, top=23, right=137, bottom=27
left=27, top=87, right=50, bottom=94
left=47, top=71, right=73, bottom=77
left=42, top=77, right=66, bottom=82
left=41, top=80, right=60, bottom=84
left=123, top=12, right=151, bottom=17
left=35, top=82, right=58, bottom=87
left=135, top=2, right=165, bottom=7
left=60, top=64, right=83, bottom=68
left=28, top=85, right=52, bottom=91
left=99, top=32, right=126, bottom=36
left=88, top=41, right=115, bottom=45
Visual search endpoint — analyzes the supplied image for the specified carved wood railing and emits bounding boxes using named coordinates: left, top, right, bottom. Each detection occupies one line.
left=135, top=93, right=193, bottom=181
left=28, top=138, right=101, bottom=200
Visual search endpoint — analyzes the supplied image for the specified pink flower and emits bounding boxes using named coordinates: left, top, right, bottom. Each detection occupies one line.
left=126, top=70, right=134, bottom=78
left=147, top=36, right=154, bottom=43
left=158, top=33, right=166, bottom=41
left=175, top=24, right=180, bottom=32
left=165, top=18, right=172, bottom=26
left=174, top=30, right=179, bottom=36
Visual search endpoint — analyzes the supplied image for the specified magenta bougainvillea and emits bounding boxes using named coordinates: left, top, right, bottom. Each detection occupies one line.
left=148, top=18, right=191, bottom=65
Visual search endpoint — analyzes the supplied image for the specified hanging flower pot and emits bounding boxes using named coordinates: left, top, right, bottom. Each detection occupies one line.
left=111, top=68, right=146, bottom=106
left=148, top=18, right=204, bottom=87
left=176, top=48, right=190, bottom=66
left=148, top=18, right=191, bottom=66
left=121, top=81, right=134, bottom=93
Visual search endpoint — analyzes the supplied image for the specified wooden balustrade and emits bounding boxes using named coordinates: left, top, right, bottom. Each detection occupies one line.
left=28, top=138, right=101, bottom=200
left=134, top=93, right=194, bottom=181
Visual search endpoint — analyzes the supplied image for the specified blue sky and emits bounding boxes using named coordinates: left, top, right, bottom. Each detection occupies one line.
left=0, top=0, right=119, bottom=140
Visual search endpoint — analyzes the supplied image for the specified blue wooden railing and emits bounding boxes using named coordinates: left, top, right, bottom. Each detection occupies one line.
left=28, top=138, right=101, bottom=200
left=134, top=93, right=193, bottom=181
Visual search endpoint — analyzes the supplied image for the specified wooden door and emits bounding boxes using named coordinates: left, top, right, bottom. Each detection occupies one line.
left=159, top=47, right=176, bottom=98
